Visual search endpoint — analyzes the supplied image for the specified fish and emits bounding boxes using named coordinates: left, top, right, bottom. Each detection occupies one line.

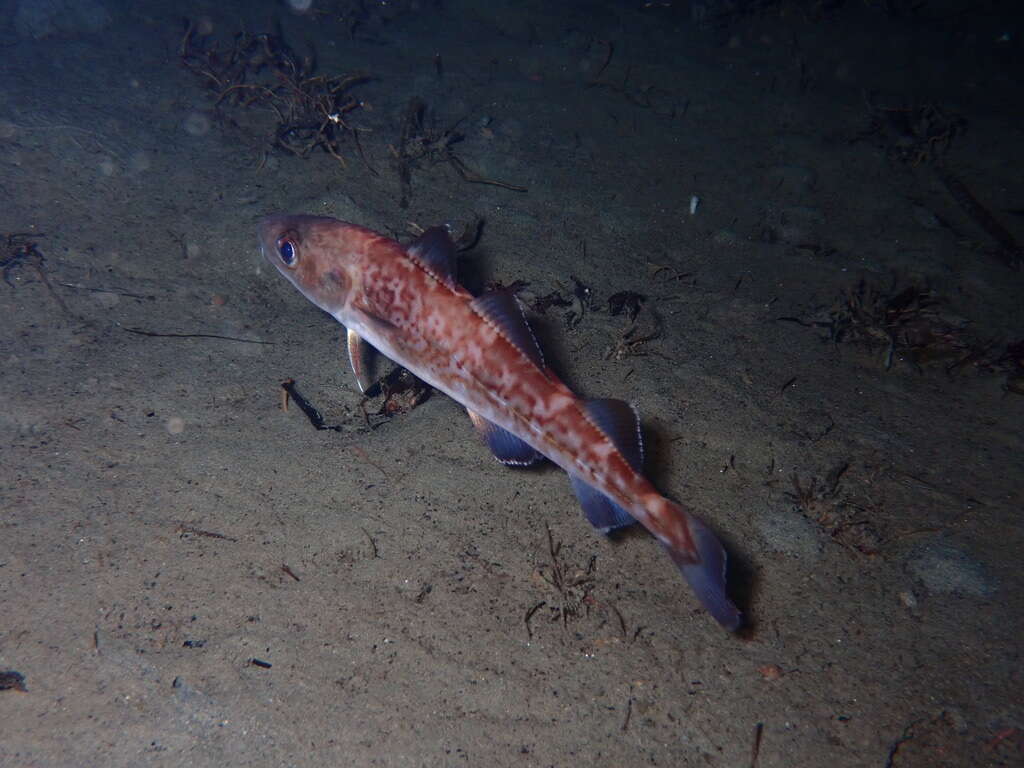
left=257, top=214, right=743, bottom=631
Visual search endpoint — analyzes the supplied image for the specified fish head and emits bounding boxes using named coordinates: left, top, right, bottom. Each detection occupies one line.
left=258, top=214, right=363, bottom=316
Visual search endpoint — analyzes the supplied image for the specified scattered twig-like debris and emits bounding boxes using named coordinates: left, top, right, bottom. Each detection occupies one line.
left=536, top=524, right=595, bottom=627
left=281, top=564, right=301, bottom=582
left=180, top=21, right=371, bottom=172
left=585, top=38, right=680, bottom=117
left=647, top=262, right=695, bottom=284
left=857, top=95, right=1020, bottom=268
left=524, top=600, right=545, bottom=640
left=750, top=722, right=764, bottom=768
left=531, top=289, right=573, bottom=316
left=347, top=443, right=389, bottom=480
left=609, top=602, right=628, bottom=640
left=857, top=95, right=964, bottom=167
left=607, top=290, right=646, bottom=323
left=414, top=583, right=432, bottom=603
left=784, top=280, right=1022, bottom=386
left=2, top=233, right=44, bottom=287
left=280, top=378, right=343, bottom=431
left=985, top=727, right=1023, bottom=754
left=176, top=523, right=238, bottom=542
left=361, top=527, right=380, bottom=559
left=884, top=711, right=976, bottom=768
left=310, top=0, right=421, bottom=39
left=484, top=278, right=530, bottom=296
left=366, top=367, right=431, bottom=417
left=786, top=463, right=884, bottom=555
left=57, top=282, right=153, bottom=300
left=447, top=152, right=527, bottom=192
left=2, top=233, right=72, bottom=315
left=621, top=694, right=633, bottom=732
left=392, top=98, right=525, bottom=208
left=604, top=302, right=664, bottom=361
left=125, top=328, right=271, bottom=344
left=826, top=280, right=970, bottom=370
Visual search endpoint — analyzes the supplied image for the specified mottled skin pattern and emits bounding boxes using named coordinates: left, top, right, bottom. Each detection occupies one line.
left=258, top=215, right=739, bottom=629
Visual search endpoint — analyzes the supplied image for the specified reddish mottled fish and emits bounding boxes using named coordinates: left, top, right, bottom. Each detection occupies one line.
left=258, top=215, right=742, bottom=631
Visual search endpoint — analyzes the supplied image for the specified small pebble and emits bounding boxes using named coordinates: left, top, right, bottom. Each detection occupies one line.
left=0, top=670, right=27, bottom=692
left=183, top=112, right=211, bottom=137
left=759, top=664, right=784, bottom=681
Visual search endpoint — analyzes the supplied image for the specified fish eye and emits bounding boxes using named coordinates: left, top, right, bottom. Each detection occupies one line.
left=276, top=237, right=298, bottom=268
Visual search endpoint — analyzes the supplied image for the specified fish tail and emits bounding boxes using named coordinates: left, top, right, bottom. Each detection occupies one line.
left=648, top=495, right=743, bottom=632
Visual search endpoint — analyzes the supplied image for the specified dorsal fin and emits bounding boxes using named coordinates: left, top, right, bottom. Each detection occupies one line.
left=470, top=292, right=545, bottom=370
left=405, top=227, right=458, bottom=289
left=569, top=399, right=644, bottom=534
left=582, top=399, right=644, bottom=471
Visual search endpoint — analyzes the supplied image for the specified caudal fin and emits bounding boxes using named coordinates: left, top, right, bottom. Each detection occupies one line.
left=664, top=512, right=743, bottom=632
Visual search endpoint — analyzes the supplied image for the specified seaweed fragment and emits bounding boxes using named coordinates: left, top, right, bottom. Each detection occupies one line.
left=827, top=280, right=970, bottom=370
left=607, top=290, right=646, bottom=323
left=180, top=21, right=370, bottom=171
left=391, top=98, right=526, bottom=208
left=365, top=367, right=431, bottom=417
left=786, top=464, right=883, bottom=556
left=857, top=96, right=965, bottom=167
left=536, top=525, right=595, bottom=627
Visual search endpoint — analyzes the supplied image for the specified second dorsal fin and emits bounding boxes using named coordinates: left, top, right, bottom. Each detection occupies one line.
left=569, top=399, right=645, bottom=534
left=581, top=398, right=643, bottom=471
left=470, top=292, right=545, bottom=370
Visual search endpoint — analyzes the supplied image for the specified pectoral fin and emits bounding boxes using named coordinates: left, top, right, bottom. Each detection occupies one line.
left=346, top=328, right=376, bottom=394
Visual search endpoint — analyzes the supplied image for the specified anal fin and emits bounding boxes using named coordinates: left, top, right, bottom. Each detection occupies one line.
left=569, top=476, right=637, bottom=534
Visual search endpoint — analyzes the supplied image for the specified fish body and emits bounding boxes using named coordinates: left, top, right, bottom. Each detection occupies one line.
left=258, top=215, right=742, bottom=631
